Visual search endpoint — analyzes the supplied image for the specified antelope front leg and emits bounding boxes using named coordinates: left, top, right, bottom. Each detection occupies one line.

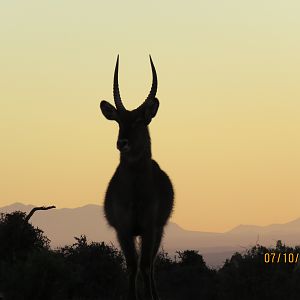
left=140, top=229, right=155, bottom=300
left=117, top=231, right=138, bottom=300
left=150, top=227, right=164, bottom=300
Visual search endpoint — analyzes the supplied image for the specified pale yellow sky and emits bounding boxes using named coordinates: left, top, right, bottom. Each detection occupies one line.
left=0, top=1, right=300, bottom=232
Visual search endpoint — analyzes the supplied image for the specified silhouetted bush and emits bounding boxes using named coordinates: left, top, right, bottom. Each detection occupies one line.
left=59, top=235, right=126, bottom=299
left=0, top=211, right=60, bottom=300
left=218, top=242, right=300, bottom=300
left=156, top=250, right=217, bottom=300
left=0, top=250, right=68, bottom=300
left=0, top=211, right=49, bottom=262
left=1, top=211, right=300, bottom=300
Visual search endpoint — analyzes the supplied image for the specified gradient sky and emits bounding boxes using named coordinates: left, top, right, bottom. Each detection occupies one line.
left=1, top=1, right=300, bottom=232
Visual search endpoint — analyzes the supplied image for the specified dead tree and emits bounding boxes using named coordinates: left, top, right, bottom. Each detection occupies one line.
left=25, top=205, right=56, bottom=223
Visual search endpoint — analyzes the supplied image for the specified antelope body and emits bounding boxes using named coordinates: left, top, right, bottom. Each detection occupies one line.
left=100, top=56, right=174, bottom=300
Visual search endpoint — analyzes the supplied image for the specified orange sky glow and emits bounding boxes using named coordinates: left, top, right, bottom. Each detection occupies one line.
left=1, top=1, right=300, bottom=232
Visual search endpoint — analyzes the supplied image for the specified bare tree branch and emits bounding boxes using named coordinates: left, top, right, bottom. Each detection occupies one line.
left=25, top=206, right=56, bottom=222
left=255, top=234, right=260, bottom=246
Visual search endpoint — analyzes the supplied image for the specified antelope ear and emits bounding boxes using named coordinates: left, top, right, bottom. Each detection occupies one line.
left=100, top=101, right=118, bottom=121
left=144, top=97, right=159, bottom=124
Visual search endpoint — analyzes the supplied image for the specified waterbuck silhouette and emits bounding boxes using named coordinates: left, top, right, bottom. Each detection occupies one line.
left=100, top=55, right=174, bottom=300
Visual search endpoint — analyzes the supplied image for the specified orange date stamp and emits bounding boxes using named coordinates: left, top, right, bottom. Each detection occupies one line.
left=264, top=252, right=299, bottom=264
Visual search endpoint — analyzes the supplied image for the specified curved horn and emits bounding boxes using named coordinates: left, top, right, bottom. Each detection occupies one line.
left=146, top=55, right=157, bottom=101
left=137, top=55, right=158, bottom=109
left=113, top=55, right=126, bottom=111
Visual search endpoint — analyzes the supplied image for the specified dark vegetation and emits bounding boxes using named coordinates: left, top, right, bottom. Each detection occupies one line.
left=1, top=211, right=300, bottom=300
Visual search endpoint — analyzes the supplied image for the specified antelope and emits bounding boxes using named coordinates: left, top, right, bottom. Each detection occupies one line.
left=100, top=55, right=174, bottom=300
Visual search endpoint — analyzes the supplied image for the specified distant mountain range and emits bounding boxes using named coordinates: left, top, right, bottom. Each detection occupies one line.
left=1, top=202, right=300, bottom=268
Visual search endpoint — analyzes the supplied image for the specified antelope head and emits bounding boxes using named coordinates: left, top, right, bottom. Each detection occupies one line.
left=100, top=55, right=159, bottom=159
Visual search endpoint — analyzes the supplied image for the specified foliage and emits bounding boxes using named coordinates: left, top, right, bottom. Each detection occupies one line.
left=1, top=211, right=300, bottom=299
left=218, top=241, right=300, bottom=300
left=59, top=235, right=126, bottom=299
left=0, top=211, right=49, bottom=262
